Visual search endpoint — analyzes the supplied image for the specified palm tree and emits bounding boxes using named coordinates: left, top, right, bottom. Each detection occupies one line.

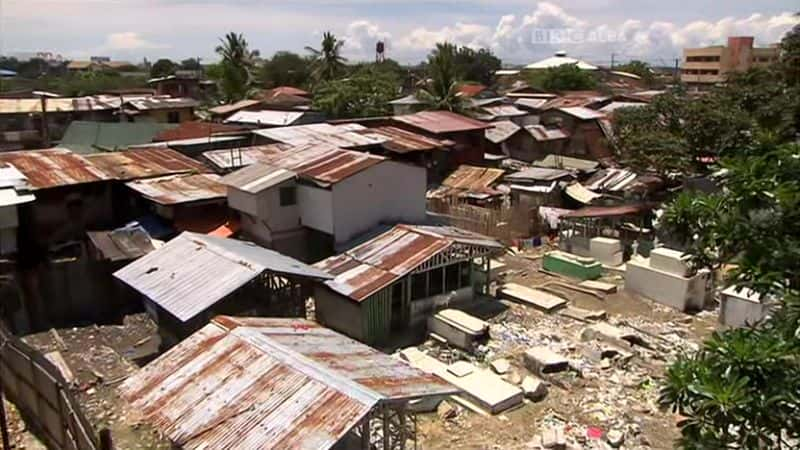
left=417, top=42, right=467, bottom=112
left=305, top=32, right=347, bottom=83
left=215, top=32, right=256, bottom=102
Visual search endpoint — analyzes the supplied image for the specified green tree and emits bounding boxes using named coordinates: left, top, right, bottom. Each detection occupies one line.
left=779, top=20, right=800, bottom=86
left=658, top=143, right=800, bottom=448
left=150, top=58, right=177, bottom=78
left=453, top=47, right=501, bottom=85
left=312, top=65, right=399, bottom=119
left=614, top=60, right=655, bottom=86
left=527, top=64, right=597, bottom=92
left=418, top=42, right=467, bottom=112
left=305, top=32, right=346, bottom=84
left=215, top=32, right=256, bottom=102
left=261, top=51, right=311, bottom=88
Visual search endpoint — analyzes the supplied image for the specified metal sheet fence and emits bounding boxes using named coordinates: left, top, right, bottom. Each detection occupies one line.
left=0, top=323, right=99, bottom=450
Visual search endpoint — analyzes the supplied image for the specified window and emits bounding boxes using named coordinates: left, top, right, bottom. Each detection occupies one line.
left=279, top=186, right=296, bottom=206
left=167, top=111, right=180, bottom=123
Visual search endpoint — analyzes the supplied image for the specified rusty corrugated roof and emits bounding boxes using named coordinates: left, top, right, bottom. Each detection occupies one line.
left=0, top=148, right=111, bottom=190
left=208, top=99, right=263, bottom=116
left=113, top=232, right=331, bottom=322
left=124, top=173, right=226, bottom=205
left=153, top=121, right=246, bottom=142
left=269, top=86, right=310, bottom=97
left=393, top=111, right=490, bottom=135
left=356, top=126, right=449, bottom=154
left=441, top=165, right=504, bottom=190
left=315, top=224, right=502, bottom=302
left=205, top=144, right=386, bottom=188
left=253, top=123, right=388, bottom=149
left=85, top=148, right=208, bottom=181
left=119, top=318, right=376, bottom=449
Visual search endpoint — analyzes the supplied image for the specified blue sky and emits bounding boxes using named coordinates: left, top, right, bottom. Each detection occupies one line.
left=3, top=1, right=798, bottom=64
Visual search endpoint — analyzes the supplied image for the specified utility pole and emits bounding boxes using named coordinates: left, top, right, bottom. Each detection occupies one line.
left=674, top=58, right=680, bottom=82
left=610, top=53, right=615, bottom=69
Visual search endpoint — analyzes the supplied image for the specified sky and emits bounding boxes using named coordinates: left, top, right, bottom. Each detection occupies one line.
left=2, top=0, right=798, bottom=65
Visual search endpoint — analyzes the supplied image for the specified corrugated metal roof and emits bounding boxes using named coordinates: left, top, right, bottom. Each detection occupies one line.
left=208, top=99, right=263, bottom=116
left=565, top=183, right=603, bottom=204
left=561, top=203, right=654, bottom=219
left=125, top=96, right=199, bottom=111
left=0, top=148, right=111, bottom=190
left=598, top=102, right=648, bottom=114
left=441, top=165, right=504, bottom=191
left=557, top=106, right=606, bottom=120
left=510, top=182, right=557, bottom=193
left=85, top=148, right=208, bottom=181
left=253, top=123, right=388, bottom=148
left=0, top=95, right=149, bottom=114
left=584, top=168, right=638, bottom=192
left=113, top=232, right=331, bottom=322
left=533, top=154, right=599, bottom=172
left=220, top=163, right=296, bottom=194
left=270, top=86, right=309, bottom=97
left=0, top=163, right=36, bottom=206
left=120, top=320, right=374, bottom=450
left=393, top=111, right=490, bottom=135
left=205, top=144, right=386, bottom=188
left=87, top=224, right=156, bottom=262
left=225, top=110, right=306, bottom=126
left=356, top=126, right=449, bottom=153
left=59, top=121, right=179, bottom=154
left=514, top=98, right=549, bottom=109
left=153, top=121, right=246, bottom=142
left=389, top=94, right=424, bottom=105
left=525, top=125, right=570, bottom=141
left=315, top=224, right=501, bottom=302
left=525, top=53, right=598, bottom=70
left=481, top=105, right=527, bottom=119
left=505, top=167, right=573, bottom=182
left=485, top=120, right=521, bottom=144
left=125, top=173, right=226, bottom=205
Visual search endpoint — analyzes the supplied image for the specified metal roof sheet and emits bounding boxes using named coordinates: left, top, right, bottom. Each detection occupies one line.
left=124, top=173, right=226, bottom=205
left=481, top=105, right=527, bottom=118
left=393, top=111, right=490, bottom=134
left=205, top=144, right=386, bottom=188
left=598, top=102, right=648, bottom=114
left=208, top=99, right=263, bottom=116
left=533, top=154, right=599, bottom=172
left=506, top=167, right=573, bottom=182
left=225, top=110, right=306, bottom=126
left=557, top=106, right=606, bottom=120
left=356, top=126, right=449, bottom=153
left=0, top=95, right=150, bottom=114
left=514, top=98, right=549, bottom=110
left=113, top=232, right=331, bottom=322
left=525, top=125, right=570, bottom=141
left=125, top=96, right=199, bottom=111
left=525, top=53, right=598, bottom=70
left=153, top=121, right=246, bottom=142
left=315, top=225, right=501, bottom=302
left=119, top=320, right=375, bottom=450
left=270, top=86, right=309, bottom=97
left=85, top=148, right=208, bottom=181
left=0, top=162, right=36, bottom=206
left=86, top=224, right=156, bottom=262
left=441, top=165, right=504, bottom=191
left=485, top=120, right=521, bottom=144
left=59, top=121, right=178, bottom=154
left=388, top=94, right=424, bottom=105
left=584, top=168, right=638, bottom=192
left=253, top=123, right=388, bottom=148
left=561, top=203, right=654, bottom=219
left=0, top=148, right=111, bottom=190
left=220, top=163, right=296, bottom=194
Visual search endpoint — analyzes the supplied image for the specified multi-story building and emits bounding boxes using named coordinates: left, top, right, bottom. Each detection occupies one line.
left=682, top=36, right=779, bottom=87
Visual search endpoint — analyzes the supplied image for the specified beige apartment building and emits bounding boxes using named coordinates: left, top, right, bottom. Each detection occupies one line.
left=682, top=36, right=779, bottom=86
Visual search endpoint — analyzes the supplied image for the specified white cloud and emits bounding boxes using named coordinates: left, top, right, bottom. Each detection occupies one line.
left=363, top=2, right=798, bottom=63
left=102, top=32, right=168, bottom=51
left=343, top=20, right=392, bottom=58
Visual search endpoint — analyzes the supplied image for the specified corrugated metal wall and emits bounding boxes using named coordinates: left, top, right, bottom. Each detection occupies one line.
left=362, top=287, right=392, bottom=345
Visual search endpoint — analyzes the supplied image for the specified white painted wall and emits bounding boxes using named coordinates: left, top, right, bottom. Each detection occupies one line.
left=298, top=184, right=334, bottom=234
left=227, top=187, right=258, bottom=217
left=331, top=161, right=426, bottom=245
left=255, top=179, right=300, bottom=233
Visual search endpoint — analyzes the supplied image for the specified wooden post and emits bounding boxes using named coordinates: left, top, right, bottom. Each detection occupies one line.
left=38, top=96, right=50, bottom=148
left=98, top=428, right=113, bottom=450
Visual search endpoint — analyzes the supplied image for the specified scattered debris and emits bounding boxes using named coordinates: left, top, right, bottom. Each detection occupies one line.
left=524, top=346, right=569, bottom=374
left=521, top=375, right=548, bottom=401
left=499, top=283, right=567, bottom=312
left=490, top=358, right=511, bottom=374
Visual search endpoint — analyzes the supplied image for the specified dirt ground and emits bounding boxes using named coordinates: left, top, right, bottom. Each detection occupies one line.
left=3, top=249, right=719, bottom=450
left=415, top=250, right=719, bottom=450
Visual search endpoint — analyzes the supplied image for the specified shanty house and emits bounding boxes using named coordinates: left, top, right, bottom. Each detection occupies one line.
left=220, top=144, right=427, bottom=261
left=147, top=71, right=203, bottom=99
left=540, top=107, right=612, bottom=160
left=120, top=315, right=456, bottom=450
left=113, top=232, right=331, bottom=347
left=427, top=164, right=505, bottom=208
left=122, top=97, right=198, bottom=123
left=0, top=148, right=114, bottom=253
left=0, top=163, right=35, bottom=255
left=392, top=111, right=491, bottom=171
left=505, top=167, right=575, bottom=209
left=123, top=172, right=228, bottom=235
left=313, top=225, right=504, bottom=345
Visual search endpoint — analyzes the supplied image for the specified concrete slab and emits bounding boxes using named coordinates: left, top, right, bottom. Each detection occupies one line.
left=499, top=283, right=568, bottom=312
left=560, top=306, right=607, bottom=322
left=448, top=361, right=475, bottom=377
left=428, top=309, right=489, bottom=350
left=580, top=322, right=637, bottom=348
left=649, top=247, right=691, bottom=276
left=543, top=251, right=603, bottom=280
left=490, top=358, right=511, bottom=374
left=719, top=285, right=775, bottom=328
left=578, top=280, right=618, bottom=294
left=590, top=237, right=623, bottom=266
left=524, top=346, right=569, bottom=374
left=625, top=257, right=710, bottom=311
